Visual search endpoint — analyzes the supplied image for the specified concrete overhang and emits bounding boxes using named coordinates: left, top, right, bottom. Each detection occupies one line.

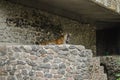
left=8, top=0, right=120, bottom=29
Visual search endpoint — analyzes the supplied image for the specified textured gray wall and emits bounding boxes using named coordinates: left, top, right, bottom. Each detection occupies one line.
left=0, top=0, right=96, bottom=53
left=0, top=45, right=107, bottom=80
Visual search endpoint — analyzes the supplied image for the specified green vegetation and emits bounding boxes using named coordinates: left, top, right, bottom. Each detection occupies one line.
left=115, top=73, right=120, bottom=80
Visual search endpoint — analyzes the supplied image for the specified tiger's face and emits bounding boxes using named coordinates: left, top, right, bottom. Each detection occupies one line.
left=40, top=33, right=71, bottom=45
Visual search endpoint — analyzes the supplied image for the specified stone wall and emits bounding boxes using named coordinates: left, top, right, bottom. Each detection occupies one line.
left=100, top=56, right=120, bottom=80
left=92, top=0, right=120, bottom=13
left=0, top=44, right=107, bottom=80
left=0, top=0, right=96, bottom=53
left=90, top=57, right=107, bottom=80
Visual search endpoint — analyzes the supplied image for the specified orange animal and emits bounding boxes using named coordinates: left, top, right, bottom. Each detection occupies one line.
left=40, top=33, right=71, bottom=45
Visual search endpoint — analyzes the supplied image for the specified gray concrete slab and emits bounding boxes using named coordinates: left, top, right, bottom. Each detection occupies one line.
left=8, top=0, right=120, bottom=25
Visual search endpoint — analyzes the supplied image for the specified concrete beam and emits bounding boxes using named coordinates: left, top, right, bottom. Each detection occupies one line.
left=8, top=0, right=120, bottom=29
left=91, top=0, right=120, bottom=13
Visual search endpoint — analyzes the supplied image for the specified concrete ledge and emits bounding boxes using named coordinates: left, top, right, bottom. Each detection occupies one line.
left=91, top=0, right=120, bottom=13
left=8, top=0, right=120, bottom=23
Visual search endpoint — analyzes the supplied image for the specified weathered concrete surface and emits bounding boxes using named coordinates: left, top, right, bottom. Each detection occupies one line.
left=92, top=0, right=120, bottom=13
left=8, top=0, right=120, bottom=24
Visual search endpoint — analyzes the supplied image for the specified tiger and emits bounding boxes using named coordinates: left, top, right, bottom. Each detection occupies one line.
left=40, top=33, right=71, bottom=45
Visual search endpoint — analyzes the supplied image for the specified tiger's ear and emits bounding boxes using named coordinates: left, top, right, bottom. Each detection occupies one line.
left=68, top=33, right=72, bottom=36
left=64, top=33, right=71, bottom=44
left=61, top=32, right=65, bottom=36
left=66, top=33, right=72, bottom=38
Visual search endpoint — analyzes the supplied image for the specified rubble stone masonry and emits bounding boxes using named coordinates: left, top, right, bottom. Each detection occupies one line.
left=0, top=1, right=105, bottom=79
left=0, top=44, right=107, bottom=80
